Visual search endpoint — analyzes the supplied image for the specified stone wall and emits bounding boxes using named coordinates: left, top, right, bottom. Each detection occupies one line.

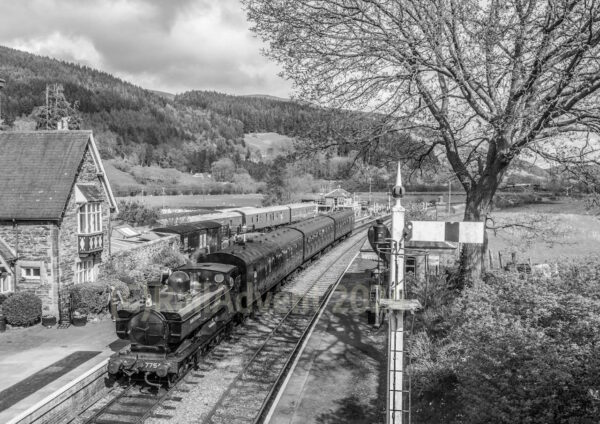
left=105, top=234, right=179, bottom=274
left=0, top=223, right=56, bottom=313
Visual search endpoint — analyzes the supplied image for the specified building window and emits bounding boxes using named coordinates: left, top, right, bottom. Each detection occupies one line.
left=79, top=203, right=102, bottom=234
left=21, top=267, right=41, bottom=279
left=199, top=233, right=207, bottom=249
left=0, top=267, right=13, bottom=293
left=76, top=259, right=95, bottom=284
left=406, top=257, right=416, bottom=275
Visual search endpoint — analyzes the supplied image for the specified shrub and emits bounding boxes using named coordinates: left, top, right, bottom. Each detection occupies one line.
left=151, top=246, right=187, bottom=269
left=409, top=259, right=600, bottom=424
left=111, top=159, right=132, bottom=173
left=70, top=282, right=109, bottom=314
left=127, top=280, right=148, bottom=302
left=97, top=277, right=131, bottom=299
left=0, top=292, right=13, bottom=306
left=116, top=200, right=159, bottom=226
left=3, top=292, right=42, bottom=326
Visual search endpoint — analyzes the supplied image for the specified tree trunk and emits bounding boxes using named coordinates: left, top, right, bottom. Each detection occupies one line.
left=458, top=182, right=495, bottom=285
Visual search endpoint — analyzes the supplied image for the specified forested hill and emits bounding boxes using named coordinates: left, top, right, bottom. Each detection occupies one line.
left=0, top=45, right=315, bottom=173
left=175, top=90, right=319, bottom=136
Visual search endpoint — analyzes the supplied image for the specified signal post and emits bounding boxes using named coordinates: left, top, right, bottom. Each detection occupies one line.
left=382, top=163, right=484, bottom=424
left=387, top=162, right=406, bottom=424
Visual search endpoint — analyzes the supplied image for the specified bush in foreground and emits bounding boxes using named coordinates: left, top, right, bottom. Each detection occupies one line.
left=3, top=292, right=42, bottom=326
left=409, top=258, right=600, bottom=423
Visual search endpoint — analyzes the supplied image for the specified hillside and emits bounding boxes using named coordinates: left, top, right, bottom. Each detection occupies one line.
left=0, top=45, right=561, bottom=197
left=175, top=90, right=322, bottom=135
left=0, top=46, right=249, bottom=173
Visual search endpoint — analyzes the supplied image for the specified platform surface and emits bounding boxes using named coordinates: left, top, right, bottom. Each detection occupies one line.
left=0, top=317, right=126, bottom=423
left=269, top=258, right=387, bottom=424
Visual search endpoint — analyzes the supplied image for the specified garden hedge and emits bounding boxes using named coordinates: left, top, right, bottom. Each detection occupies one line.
left=70, top=280, right=131, bottom=314
left=3, top=292, right=42, bottom=326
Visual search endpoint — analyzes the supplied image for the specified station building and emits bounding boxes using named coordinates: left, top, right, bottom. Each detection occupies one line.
left=0, top=131, right=118, bottom=318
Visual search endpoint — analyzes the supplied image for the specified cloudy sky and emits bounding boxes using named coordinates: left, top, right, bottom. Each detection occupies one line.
left=0, top=0, right=292, bottom=97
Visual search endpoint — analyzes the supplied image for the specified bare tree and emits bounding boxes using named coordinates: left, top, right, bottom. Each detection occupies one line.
left=244, top=0, right=600, bottom=279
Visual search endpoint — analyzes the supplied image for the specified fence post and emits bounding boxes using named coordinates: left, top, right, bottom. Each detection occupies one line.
left=488, top=249, right=494, bottom=269
left=498, top=252, right=503, bottom=269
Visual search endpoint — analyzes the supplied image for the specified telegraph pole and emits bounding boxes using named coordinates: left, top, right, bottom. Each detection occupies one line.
left=387, top=162, right=406, bottom=424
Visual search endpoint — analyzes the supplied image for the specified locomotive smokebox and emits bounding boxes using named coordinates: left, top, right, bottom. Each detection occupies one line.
left=167, top=271, right=191, bottom=293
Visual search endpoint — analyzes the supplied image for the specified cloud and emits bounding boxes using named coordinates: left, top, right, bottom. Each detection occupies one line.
left=0, top=0, right=292, bottom=97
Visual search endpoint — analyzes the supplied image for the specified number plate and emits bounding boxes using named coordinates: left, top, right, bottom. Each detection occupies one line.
left=143, top=361, right=162, bottom=369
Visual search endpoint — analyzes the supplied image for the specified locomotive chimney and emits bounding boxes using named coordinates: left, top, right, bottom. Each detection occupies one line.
left=147, top=279, right=162, bottom=306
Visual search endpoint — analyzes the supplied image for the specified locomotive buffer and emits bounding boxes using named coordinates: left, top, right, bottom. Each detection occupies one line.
left=379, top=163, right=484, bottom=424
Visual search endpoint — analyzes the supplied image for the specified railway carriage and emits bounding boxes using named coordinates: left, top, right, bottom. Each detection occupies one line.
left=153, top=221, right=221, bottom=256
left=288, top=203, right=317, bottom=223
left=329, top=209, right=355, bottom=240
left=229, top=205, right=290, bottom=231
left=288, top=216, right=335, bottom=261
left=187, top=210, right=244, bottom=242
left=203, top=227, right=304, bottom=302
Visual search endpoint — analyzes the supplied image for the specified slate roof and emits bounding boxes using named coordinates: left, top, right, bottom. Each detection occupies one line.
left=0, top=131, right=92, bottom=220
left=324, top=188, right=351, bottom=198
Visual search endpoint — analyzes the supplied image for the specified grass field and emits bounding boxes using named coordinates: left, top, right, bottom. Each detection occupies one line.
left=486, top=198, right=600, bottom=263
left=104, top=160, right=218, bottom=196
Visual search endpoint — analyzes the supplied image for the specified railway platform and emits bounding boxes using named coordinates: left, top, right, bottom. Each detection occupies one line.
left=0, top=317, right=125, bottom=423
left=267, top=256, right=387, bottom=424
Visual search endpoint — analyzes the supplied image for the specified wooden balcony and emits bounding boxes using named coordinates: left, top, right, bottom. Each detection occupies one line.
left=78, top=232, right=103, bottom=255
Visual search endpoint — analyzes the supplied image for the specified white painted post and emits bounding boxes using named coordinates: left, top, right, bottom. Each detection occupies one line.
left=387, top=162, right=405, bottom=424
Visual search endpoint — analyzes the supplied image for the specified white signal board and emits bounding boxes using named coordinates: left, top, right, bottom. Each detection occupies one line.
left=407, top=221, right=485, bottom=244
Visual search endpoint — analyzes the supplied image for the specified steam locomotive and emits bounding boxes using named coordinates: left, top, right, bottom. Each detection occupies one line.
left=107, top=210, right=355, bottom=385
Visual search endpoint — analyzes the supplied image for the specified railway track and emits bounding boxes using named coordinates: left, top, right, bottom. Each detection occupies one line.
left=202, top=221, right=376, bottom=424
left=77, top=216, right=384, bottom=424
left=81, top=385, right=171, bottom=424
